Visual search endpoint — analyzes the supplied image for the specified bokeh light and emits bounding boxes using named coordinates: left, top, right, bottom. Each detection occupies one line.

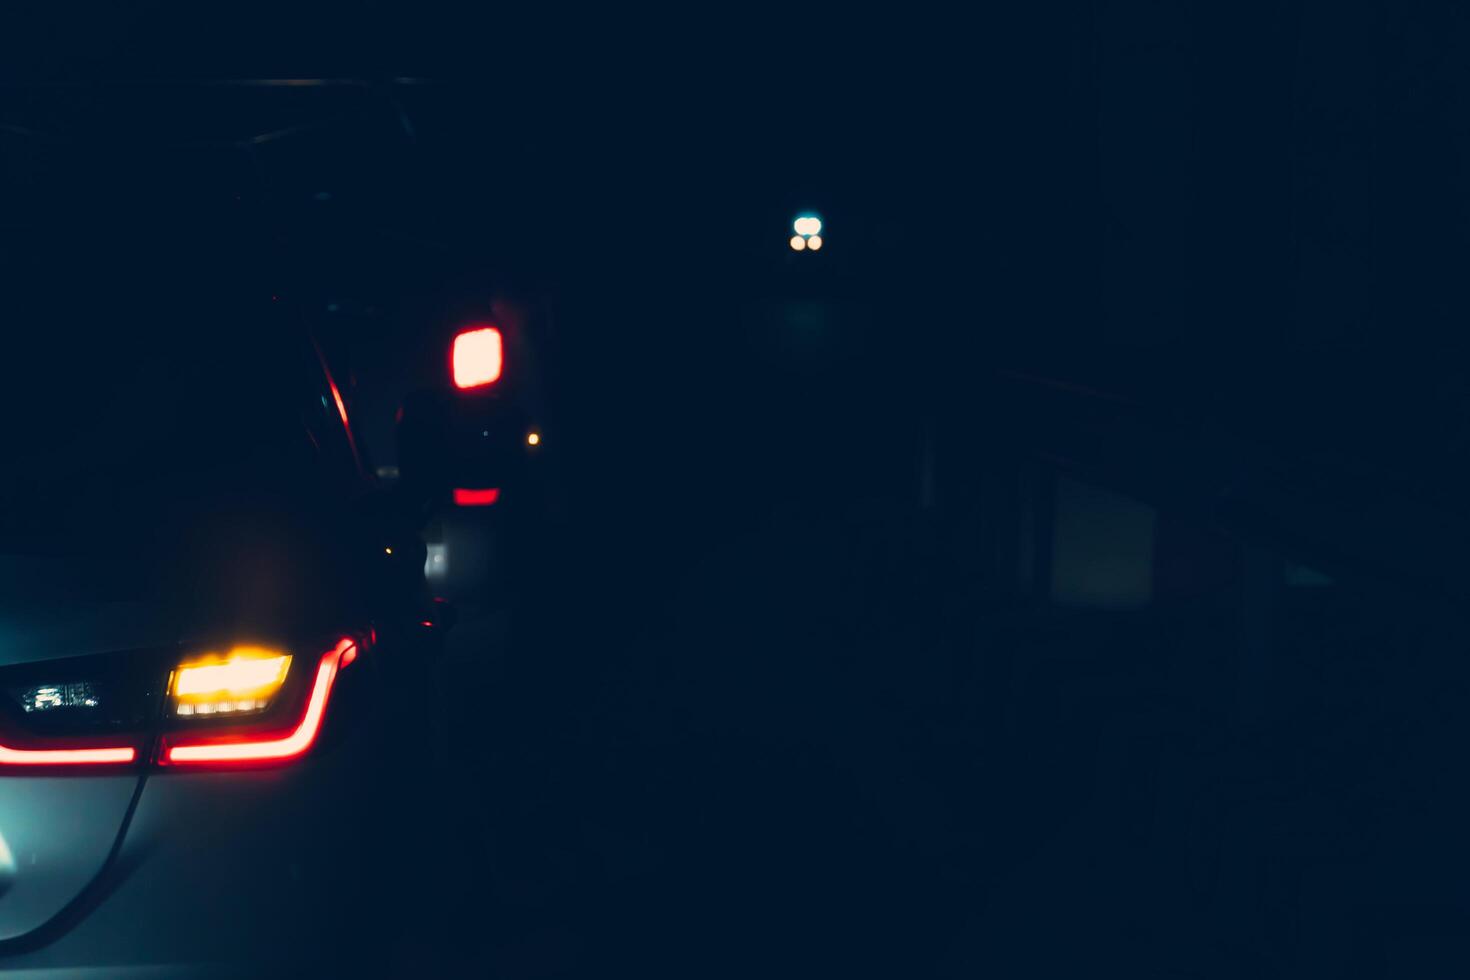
left=793, top=215, right=823, bottom=236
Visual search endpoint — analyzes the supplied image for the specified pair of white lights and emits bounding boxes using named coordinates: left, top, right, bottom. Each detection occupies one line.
left=789, top=215, right=823, bottom=252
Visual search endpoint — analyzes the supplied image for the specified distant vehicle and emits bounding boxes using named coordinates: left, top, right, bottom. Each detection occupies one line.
left=394, top=301, right=551, bottom=522
left=789, top=213, right=824, bottom=252
left=292, top=229, right=555, bottom=603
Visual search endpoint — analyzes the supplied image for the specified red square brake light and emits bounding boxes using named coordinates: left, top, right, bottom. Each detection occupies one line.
left=452, top=326, right=503, bottom=389
left=453, top=487, right=500, bottom=507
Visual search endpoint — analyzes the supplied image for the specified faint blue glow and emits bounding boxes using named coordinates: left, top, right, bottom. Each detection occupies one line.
left=1286, top=563, right=1334, bottom=587
left=425, top=543, right=449, bottom=580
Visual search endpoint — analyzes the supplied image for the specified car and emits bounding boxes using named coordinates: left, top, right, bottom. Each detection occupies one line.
left=292, top=227, right=557, bottom=607
left=0, top=229, right=508, bottom=976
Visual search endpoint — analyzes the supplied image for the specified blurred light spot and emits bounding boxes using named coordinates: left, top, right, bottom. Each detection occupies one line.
left=454, top=487, right=501, bottom=506
left=793, top=215, right=822, bottom=236
left=425, top=543, right=448, bottom=580
left=384, top=547, right=393, bottom=556
left=807, top=235, right=823, bottom=251
left=174, top=650, right=292, bottom=705
left=327, top=377, right=349, bottom=428
left=452, top=327, right=504, bottom=389
left=789, top=235, right=807, bottom=251
left=527, top=431, right=541, bottom=446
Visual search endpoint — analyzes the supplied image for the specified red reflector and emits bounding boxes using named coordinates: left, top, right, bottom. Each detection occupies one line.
left=161, top=638, right=357, bottom=767
left=0, top=743, right=136, bottom=767
left=452, top=326, right=503, bottom=389
left=453, top=487, right=500, bottom=506
left=328, top=376, right=350, bottom=427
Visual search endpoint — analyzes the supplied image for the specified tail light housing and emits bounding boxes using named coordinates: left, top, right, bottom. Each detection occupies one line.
left=159, top=638, right=357, bottom=767
left=0, top=653, right=152, bottom=770
left=0, top=636, right=365, bottom=773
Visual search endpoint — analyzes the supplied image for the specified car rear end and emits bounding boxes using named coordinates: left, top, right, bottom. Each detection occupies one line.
left=0, top=620, right=455, bottom=977
left=0, top=236, right=456, bottom=976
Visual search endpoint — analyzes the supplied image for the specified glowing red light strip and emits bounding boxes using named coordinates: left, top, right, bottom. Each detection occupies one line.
left=453, top=487, right=500, bottom=506
left=164, top=638, right=356, bottom=766
left=0, top=743, right=136, bottom=767
left=328, top=376, right=350, bottom=428
left=311, top=338, right=364, bottom=475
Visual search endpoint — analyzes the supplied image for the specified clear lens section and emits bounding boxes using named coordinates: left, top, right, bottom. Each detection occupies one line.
left=176, top=698, right=268, bottom=717
left=172, top=649, right=291, bottom=718
left=20, top=683, right=100, bottom=713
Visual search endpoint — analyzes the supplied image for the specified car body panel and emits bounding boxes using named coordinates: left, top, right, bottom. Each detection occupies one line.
left=0, top=557, right=181, bottom=670
left=0, top=725, right=443, bottom=974
left=0, top=776, right=141, bottom=942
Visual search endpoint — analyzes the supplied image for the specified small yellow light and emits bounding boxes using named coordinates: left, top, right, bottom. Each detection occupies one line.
left=793, top=216, right=822, bottom=236
left=807, top=234, right=823, bottom=251
left=527, top=431, right=541, bottom=446
left=384, top=546, right=393, bottom=555
left=173, top=649, right=292, bottom=706
left=790, top=235, right=807, bottom=251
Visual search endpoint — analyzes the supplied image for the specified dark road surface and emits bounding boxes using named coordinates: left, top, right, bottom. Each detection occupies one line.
left=378, top=307, right=1470, bottom=979
left=430, top=508, right=1201, bottom=977
left=440, top=508, right=982, bottom=977
left=408, top=339, right=986, bottom=976
left=429, top=516, right=1467, bottom=978
left=410, top=437, right=1148, bottom=974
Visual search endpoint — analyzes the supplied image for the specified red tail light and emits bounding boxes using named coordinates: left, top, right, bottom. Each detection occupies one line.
left=453, top=487, right=500, bottom=507
left=0, top=637, right=366, bottom=774
left=0, top=742, right=136, bottom=767
left=0, top=683, right=140, bottom=769
left=452, top=326, right=503, bottom=389
left=158, top=637, right=358, bottom=768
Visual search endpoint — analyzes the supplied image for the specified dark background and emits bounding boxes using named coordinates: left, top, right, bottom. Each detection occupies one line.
left=7, top=2, right=1470, bottom=977
left=10, top=2, right=1470, bottom=359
